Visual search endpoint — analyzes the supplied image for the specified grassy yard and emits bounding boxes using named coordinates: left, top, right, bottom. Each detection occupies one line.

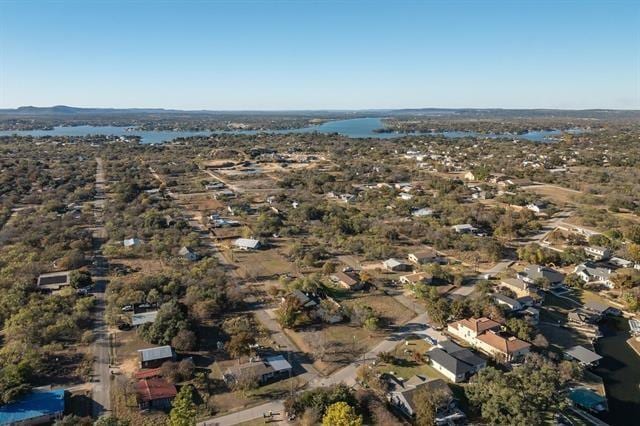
left=373, top=339, right=447, bottom=382
left=209, top=361, right=306, bottom=415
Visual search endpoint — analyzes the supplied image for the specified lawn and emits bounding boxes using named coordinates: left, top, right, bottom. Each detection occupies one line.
left=373, top=339, right=447, bottom=382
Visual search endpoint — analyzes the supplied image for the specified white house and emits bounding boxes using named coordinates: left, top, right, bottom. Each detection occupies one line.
left=411, top=208, right=434, bottom=218
left=233, top=238, right=262, bottom=250
left=584, top=246, right=613, bottom=261
left=574, top=263, right=614, bottom=288
left=492, top=293, right=523, bottom=312
left=408, top=248, right=439, bottom=265
left=451, top=224, right=477, bottom=234
left=383, top=258, right=412, bottom=272
left=124, top=237, right=142, bottom=247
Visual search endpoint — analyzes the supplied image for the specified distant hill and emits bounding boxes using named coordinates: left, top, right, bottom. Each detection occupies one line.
left=0, top=105, right=637, bottom=119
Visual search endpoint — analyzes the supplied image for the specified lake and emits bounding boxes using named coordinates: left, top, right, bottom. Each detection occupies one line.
left=0, top=117, right=576, bottom=144
left=593, top=317, right=640, bottom=426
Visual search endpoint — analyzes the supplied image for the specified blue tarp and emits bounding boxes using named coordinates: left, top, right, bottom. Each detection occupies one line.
left=0, top=389, right=65, bottom=425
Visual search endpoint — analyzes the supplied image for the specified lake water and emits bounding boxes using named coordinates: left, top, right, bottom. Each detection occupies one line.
left=0, top=117, right=574, bottom=144
left=593, top=317, right=640, bottom=426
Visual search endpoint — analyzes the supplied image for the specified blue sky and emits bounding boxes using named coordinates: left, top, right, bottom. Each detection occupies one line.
left=0, top=0, right=638, bottom=110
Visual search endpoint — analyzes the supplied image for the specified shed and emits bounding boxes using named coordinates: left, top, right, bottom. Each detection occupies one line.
left=138, top=345, right=176, bottom=369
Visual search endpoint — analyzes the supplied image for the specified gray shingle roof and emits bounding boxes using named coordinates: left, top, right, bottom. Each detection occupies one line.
left=428, top=348, right=473, bottom=376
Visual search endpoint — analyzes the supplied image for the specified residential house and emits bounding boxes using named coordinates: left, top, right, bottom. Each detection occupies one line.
left=451, top=224, right=478, bottom=234
left=427, top=348, right=472, bottom=383
left=398, top=193, right=413, bottom=201
left=584, top=246, right=613, bottom=261
left=284, top=289, right=318, bottom=308
left=37, top=270, right=72, bottom=292
left=312, top=298, right=344, bottom=324
left=447, top=317, right=501, bottom=341
left=135, top=378, right=177, bottom=410
left=0, top=389, right=65, bottom=425
left=492, top=293, right=523, bottom=312
left=448, top=318, right=530, bottom=363
left=123, top=237, right=142, bottom=247
left=383, top=258, right=412, bottom=272
left=428, top=342, right=486, bottom=383
left=400, top=272, right=432, bottom=286
left=526, top=201, right=548, bottom=214
left=411, top=207, right=434, bottom=217
left=408, top=248, right=439, bottom=265
left=138, top=346, right=176, bottom=369
left=564, top=346, right=603, bottom=367
left=223, top=355, right=292, bottom=385
left=213, top=189, right=236, bottom=200
left=475, top=330, right=531, bottom=363
left=178, top=246, right=199, bottom=262
left=609, top=257, right=634, bottom=268
left=209, top=217, right=241, bottom=228
left=517, top=265, right=564, bottom=288
left=330, top=271, right=363, bottom=290
left=233, top=238, right=261, bottom=250
left=500, top=278, right=533, bottom=298
left=574, top=263, right=614, bottom=288
left=583, top=301, right=621, bottom=317
left=387, top=375, right=463, bottom=423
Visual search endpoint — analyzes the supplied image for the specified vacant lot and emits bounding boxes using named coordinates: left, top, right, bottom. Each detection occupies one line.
left=522, top=184, right=586, bottom=206
left=340, top=293, right=415, bottom=326
left=232, top=248, right=296, bottom=281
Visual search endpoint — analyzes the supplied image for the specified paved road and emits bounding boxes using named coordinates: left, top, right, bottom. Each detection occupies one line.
left=199, top=400, right=286, bottom=426
left=90, top=157, right=111, bottom=417
left=310, top=312, right=429, bottom=388
left=200, top=311, right=430, bottom=425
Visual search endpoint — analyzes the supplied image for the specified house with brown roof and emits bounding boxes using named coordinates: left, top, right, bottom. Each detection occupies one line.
left=330, top=271, right=363, bottom=290
left=475, top=330, right=531, bottom=362
left=447, top=317, right=530, bottom=363
left=400, top=272, right=433, bottom=286
left=408, top=248, right=440, bottom=265
left=135, top=378, right=177, bottom=410
left=447, top=317, right=501, bottom=341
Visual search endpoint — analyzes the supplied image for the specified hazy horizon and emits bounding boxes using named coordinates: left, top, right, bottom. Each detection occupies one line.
left=1, top=0, right=639, bottom=110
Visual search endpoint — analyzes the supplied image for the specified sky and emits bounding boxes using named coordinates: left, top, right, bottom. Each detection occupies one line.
left=0, top=0, right=639, bottom=110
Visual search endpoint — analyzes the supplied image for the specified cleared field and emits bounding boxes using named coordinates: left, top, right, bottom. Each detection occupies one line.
left=340, top=293, right=415, bottom=326
left=522, top=184, right=588, bottom=206
left=233, top=249, right=296, bottom=281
